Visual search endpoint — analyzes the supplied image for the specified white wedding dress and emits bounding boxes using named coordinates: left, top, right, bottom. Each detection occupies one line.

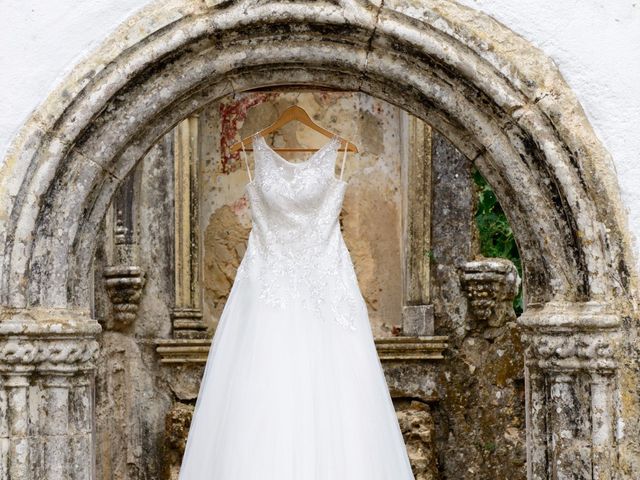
left=178, top=133, right=415, bottom=479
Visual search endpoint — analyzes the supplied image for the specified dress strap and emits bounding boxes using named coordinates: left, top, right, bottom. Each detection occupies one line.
left=240, top=137, right=253, bottom=183
left=339, top=139, right=349, bottom=181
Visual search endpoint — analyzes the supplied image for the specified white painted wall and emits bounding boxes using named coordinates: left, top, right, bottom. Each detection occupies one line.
left=0, top=0, right=147, bottom=153
left=456, top=0, right=640, bottom=261
left=1, top=0, right=639, bottom=261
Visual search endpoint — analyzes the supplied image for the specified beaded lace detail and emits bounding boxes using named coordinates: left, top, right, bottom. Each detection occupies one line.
left=235, top=134, right=361, bottom=331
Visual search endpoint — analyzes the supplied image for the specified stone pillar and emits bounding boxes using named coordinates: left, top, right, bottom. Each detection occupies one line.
left=429, top=129, right=475, bottom=339
left=0, top=382, right=7, bottom=478
left=400, top=113, right=433, bottom=335
left=1, top=374, right=30, bottom=479
left=590, top=372, right=616, bottom=479
left=0, top=309, right=101, bottom=480
left=519, top=302, right=620, bottom=480
left=172, top=115, right=207, bottom=338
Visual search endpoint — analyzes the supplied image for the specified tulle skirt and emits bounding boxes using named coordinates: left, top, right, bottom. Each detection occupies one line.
left=177, top=261, right=415, bottom=479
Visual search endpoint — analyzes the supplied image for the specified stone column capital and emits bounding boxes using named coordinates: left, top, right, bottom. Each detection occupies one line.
left=0, top=307, right=101, bottom=374
left=518, top=301, right=621, bottom=333
left=519, top=301, right=621, bottom=372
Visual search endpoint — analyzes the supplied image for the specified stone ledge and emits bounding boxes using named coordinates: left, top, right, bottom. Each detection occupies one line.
left=375, top=336, right=448, bottom=361
left=154, top=335, right=449, bottom=364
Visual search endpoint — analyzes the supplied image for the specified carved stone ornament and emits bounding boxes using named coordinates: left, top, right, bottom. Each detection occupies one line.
left=519, top=301, right=621, bottom=371
left=0, top=308, right=101, bottom=373
left=460, top=258, right=521, bottom=328
left=0, top=309, right=101, bottom=478
left=103, top=265, right=146, bottom=330
left=171, top=308, right=208, bottom=339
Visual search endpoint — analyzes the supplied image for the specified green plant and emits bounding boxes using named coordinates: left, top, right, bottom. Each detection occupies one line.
left=472, top=169, right=523, bottom=315
left=484, top=441, right=497, bottom=453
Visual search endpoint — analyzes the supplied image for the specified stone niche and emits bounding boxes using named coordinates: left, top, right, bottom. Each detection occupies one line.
left=89, top=90, right=524, bottom=479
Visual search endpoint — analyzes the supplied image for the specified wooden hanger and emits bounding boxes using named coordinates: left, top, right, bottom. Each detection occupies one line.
left=229, top=105, right=358, bottom=154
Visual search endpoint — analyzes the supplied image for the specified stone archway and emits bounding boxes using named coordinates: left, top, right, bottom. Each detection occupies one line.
left=0, top=0, right=637, bottom=478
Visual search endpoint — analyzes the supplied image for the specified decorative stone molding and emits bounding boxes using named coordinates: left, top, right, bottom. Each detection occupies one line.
left=103, top=265, right=146, bottom=331
left=102, top=178, right=146, bottom=331
left=172, top=115, right=207, bottom=338
left=155, top=335, right=448, bottom=364
left=526, top=332, right=616, bottom=370
left=0, top=309, right=101, bottom=478
left=518, top=302, right=621, bottom=479
left=520, top=301, right=620, bottom=371
left=0, top=339, right=98, bottom=368
left=460, top=258, right=521, bottom=329
left=155, top=338, right=210, bottom=364
left=0, top=309, right=101, bottom=372
left=171, top=308, right=208, bottom=339
left=375, top=336, right=448, bottom=361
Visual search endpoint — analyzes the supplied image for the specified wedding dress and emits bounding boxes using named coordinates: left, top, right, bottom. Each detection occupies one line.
left=177, top=133, right=415, bottom=479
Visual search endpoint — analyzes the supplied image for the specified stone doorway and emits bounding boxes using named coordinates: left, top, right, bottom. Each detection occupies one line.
left=92, top=89, right=525, bottom=478
left=0, top=1, right=636, bottom=479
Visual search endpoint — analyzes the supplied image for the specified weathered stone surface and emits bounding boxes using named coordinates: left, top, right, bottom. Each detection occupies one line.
left=396, top=401, right=439, bottom=480
left=427, top=131, right=528, bottom=479
left=461, top=258, right=521, bottom=329
left=402, top=305, right=435, bottom=336
left=163, top=402, right=194, bottom=480
left=0, top=310, right=100, bottom=479
left=92, top=136, right=177, bottom=480
left=95, top=331, right=172, bottom=480
left=203, top=204, right=251, bottom=329
left=434, top=322, right=527, bottom=479
left=2, top=0, right=633, bottom=308
left=519, top=302, right=622, bottom=479
left=0, top=0, right=637, bottom=478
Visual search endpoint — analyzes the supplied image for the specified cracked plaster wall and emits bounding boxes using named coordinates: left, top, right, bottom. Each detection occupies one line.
left=199, top=91, right=403, bottom=337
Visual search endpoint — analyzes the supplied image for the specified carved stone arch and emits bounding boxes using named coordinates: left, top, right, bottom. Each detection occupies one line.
left=0, top=0, right=637, bottom=478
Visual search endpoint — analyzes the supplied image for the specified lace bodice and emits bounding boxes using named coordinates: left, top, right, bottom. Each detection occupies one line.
left=235, top=134, right=363, bottom=331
